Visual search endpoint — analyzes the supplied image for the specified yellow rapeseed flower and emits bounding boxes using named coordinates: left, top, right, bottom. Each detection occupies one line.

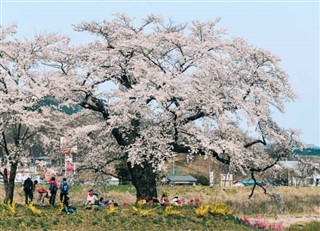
left=28, top=203, right=42, bottom=216
left=165, top=205, right=181, bottom=216
left=7, top=201, right=16, bottom=215
left=106, top=204, right=116, bottom=215
left=194, top=204, right=209, bottom=216
left=57, top=201, right=64, bottom=215
left=209, top=202, right=232, bottom=215
left=138, top=208, right=154, bottom=217
left=137, top=199, right=147, bottom=207
left=132, top=206, right=154, bottom=217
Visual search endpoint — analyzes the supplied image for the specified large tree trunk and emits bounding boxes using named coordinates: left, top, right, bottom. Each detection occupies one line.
left=3, top=162, right=17, bottom=204
left=112, top=127, right=158, bottom=201
left=128, top=161, right=157, bottom=201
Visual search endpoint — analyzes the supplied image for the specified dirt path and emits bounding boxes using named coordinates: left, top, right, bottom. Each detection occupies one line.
left=274, top=214, right=320, bottom=228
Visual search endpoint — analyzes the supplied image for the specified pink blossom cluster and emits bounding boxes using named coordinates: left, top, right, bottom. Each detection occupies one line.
left=187, top=199, right=202, bottom=207
left=240, top=217, right=285, bottom=231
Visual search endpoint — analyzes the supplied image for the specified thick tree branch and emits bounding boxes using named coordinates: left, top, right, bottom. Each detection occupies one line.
left=80, top=93, right=110, bottom=120
left=248, top=170, right=267, bottom=199
left=248, top=153, right=283, bottom=199
left=2, top=132, right=9, bottom=155
left=244, top=136, right=266, bottom=148
left=181, top=111, right=207, bottom=125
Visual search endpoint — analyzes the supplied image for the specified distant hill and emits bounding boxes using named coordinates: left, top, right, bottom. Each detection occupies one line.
left=305, top=144, right=319, bottom=149
left=293, top=147, right=320, bottom=156
left=166, top=155, right=224, bottom=183
left=166, top=145, right=320, bottom=178
left=265, top=143, right=320, bottom=157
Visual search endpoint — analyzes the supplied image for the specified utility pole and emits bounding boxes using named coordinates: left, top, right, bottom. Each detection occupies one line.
left=209, top=158, right=214, bottom=187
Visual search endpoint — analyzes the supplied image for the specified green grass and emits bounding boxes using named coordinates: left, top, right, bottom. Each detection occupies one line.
left=0, top=204, right=255, bottom=231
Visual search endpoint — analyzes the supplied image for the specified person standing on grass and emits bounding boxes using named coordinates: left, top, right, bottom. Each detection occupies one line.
left=60, top=178, right=69, bottom=203
left=49, top=177, right=58, bottom=206
left=23, top=177, right=33, bottom=205
left=33, top=180, right=38, bottom=193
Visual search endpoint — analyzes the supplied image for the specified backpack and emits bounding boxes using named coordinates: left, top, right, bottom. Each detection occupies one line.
left=62, top=182, right=69, bottom=193
left=24, top=178, right=33, bottom=192
left=50, top=183, right=57, bottom=194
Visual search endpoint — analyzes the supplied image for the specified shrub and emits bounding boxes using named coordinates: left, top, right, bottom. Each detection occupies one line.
left=191, top=174, right=209, bottom=186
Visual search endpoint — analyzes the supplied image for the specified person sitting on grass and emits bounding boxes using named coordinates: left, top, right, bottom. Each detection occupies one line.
left=98, top=197, right=107, bottom=206
left=85, top=191, right=99, bottom=210
left=160, top=193, right=169, bottom=206
left=84, top=189, right=93, bottom=206
left=170, top=196, right=183, bottom=206
left=62, top=196, right=76, bottom=215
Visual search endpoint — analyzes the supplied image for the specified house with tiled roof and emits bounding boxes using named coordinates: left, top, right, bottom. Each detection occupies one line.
left=165, top=175, right=197, bottom=186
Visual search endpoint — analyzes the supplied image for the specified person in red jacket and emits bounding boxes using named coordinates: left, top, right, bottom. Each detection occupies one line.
left=38, top=187, right=49, bottom=206
left=49, top=177, right=58, bottom=206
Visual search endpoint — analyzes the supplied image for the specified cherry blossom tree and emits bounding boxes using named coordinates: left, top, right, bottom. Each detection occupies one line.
left=0, top=25, right=72, bottom=203
left=61, top=14, right=302, bottom=200
left=65, top=14, right=303, bottom=200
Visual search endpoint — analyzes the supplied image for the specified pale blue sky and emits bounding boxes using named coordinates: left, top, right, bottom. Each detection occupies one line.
left=1, top=0, right=319, bottom=146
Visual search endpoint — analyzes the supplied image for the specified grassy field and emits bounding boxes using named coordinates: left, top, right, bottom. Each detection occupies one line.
left=0, top=204, right=255, bottom=231
left=0, top=184, right=319, bottom=230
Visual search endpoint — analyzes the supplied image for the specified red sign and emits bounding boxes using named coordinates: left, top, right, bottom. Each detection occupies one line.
left=65, top=162, right=75, bottom=175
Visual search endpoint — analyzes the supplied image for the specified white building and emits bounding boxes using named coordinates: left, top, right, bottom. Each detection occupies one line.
left=279, top=161, right=320, bottom=186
